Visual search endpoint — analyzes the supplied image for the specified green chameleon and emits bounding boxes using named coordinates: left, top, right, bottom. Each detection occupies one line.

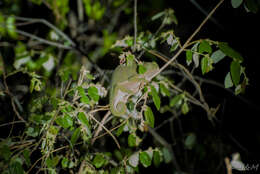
left=109, top=62, right=159, bottom=116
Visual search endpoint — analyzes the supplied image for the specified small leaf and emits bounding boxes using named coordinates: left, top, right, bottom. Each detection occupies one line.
left=138, top=64, right=147, bottom=74
left=230, top=61, right=241, bottom=86
left=181, top=102, right=189, bottom=115
left=6, top=16, right=17, bottom=39
left=88, top=86, right=99, bottom=102
left=219, top=42, right=243, bottom=62
left=150, top=85, right=161, bottom=111
left=71, top=127, right=81, bottom=145
left=139, top=151, right=152, bottom=167
left=235, top=84, right=242, bottom=95
left=199, top=40, right=212, bottom=54
left=186, top=50, right=193, bottom=65
left=231, top=0, right=243, bottom=8
left=61, top=157, right=69, bottom=168
left=129, top=153, right=139, bottom=167
left=64, top=114, right=73, bottom=127
left=170, top=94, right=183, bottom=107
left=211, top=50, right=226, bottom=63
left=153, top=149, right=161, bottom=168
left=144, top=106, right=155, bottom=128
left=159, top=83, right=170, bottom=97
left=201, top=57, right=213, bottom=75
left=116, top=123, right=125, bottom=137
left=128, top=134, right=137, bottom=147
left=201, top=57, right=208, bottom=75
left=78, top=87, right=90, bottom=104
left=184, top=133, right=196, bottom=150
left=224, top=72, right=233, bottom=88
left=151, top=11, right=165, bottom=21
left=93, top=154, right=106, bottom=168
left=193, top=53, right=199, bottom=68
left=162, top=147, right=172, bottom=163
left=78, top=112, right=92, bottom=137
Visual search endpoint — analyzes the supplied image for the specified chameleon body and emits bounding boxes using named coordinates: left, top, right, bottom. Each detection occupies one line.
left=109, top=62, right=159, bottom=116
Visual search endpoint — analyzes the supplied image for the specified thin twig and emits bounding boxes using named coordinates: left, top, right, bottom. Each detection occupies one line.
left=133, top=0, right=137, bottom=51
left=91, top=111, right=111, bottom=145
left=0, top=120, right=25, bottom=128
left=92, top=120, right=127, bottom=142
left=16, top=29, right=73, bottom=49
left=86, top=112, right=121, bottom=149
left=77, top=0, right=84, bottom=22
left=9, top=15, right=76, bottom=47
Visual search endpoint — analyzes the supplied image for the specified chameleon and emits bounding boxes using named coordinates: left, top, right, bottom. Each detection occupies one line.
left=109, top=62, right=159, bottom=116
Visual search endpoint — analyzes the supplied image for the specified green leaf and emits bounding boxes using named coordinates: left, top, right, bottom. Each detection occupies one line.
left=116, top=123, right=125, bottom=137
left=26, top=127, right=38, bottom=137
left=71, top=127, right=81, bottom=145
left=78, top=87, right=90, bottom=104
left=46, top=156, right=61, bottom=168
left=93, top=154, right=106, bottom=168
left=199, top=40, right=212, bottom=54
left=6, top=16, right=17, bottom=39
left=184, top=133, right=196, bottom=150
left=170, top=94, right=183, bottom=107
left=235, top=84, right=242, bottom=95
left=150, top=85, right=161, bottom=111
left=162, top=147, right=172, bottom=163
left=114, top=150, right=123, bottom=161
left=201, top=57, right=207, bottom=75
left=144, top=106, right=155, bottom=128
left=153, top=149, right=161, bottom=168
left=128, top=134, right=137, bottom=147
left=88, top=86, right=99, bottom=102
left=138, top=64, right=147, bottom=74
left=224, top=72, right=233, bottom=88
left=78, top=112, right=92, bottom=137
left=211, top=50, right=226, bottom=63
left=129, top=153, right=139, bottom=167
left=201, top=57, right=212, bottom=75
left=139, top=151, right=152, bottom=167
left=151, top=11, right=165, bottom=21
left=186, top=50, right=193, bottom=65
left=55, top=114, right=72, bottom=129
left=159, top=83, right=170, bottom=97
left=126, top=54, right=135, bottom=66
left=230, top=61, right=241, bottom=86
left=61, top=157, right=69, bottom=168
left=181, top=102, right=189, bottom=115
left=231, top=0, right=243, bottom=8
left=219, top=42, right=243, bottom=62
left=64, top=114, right=73, bottom=127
